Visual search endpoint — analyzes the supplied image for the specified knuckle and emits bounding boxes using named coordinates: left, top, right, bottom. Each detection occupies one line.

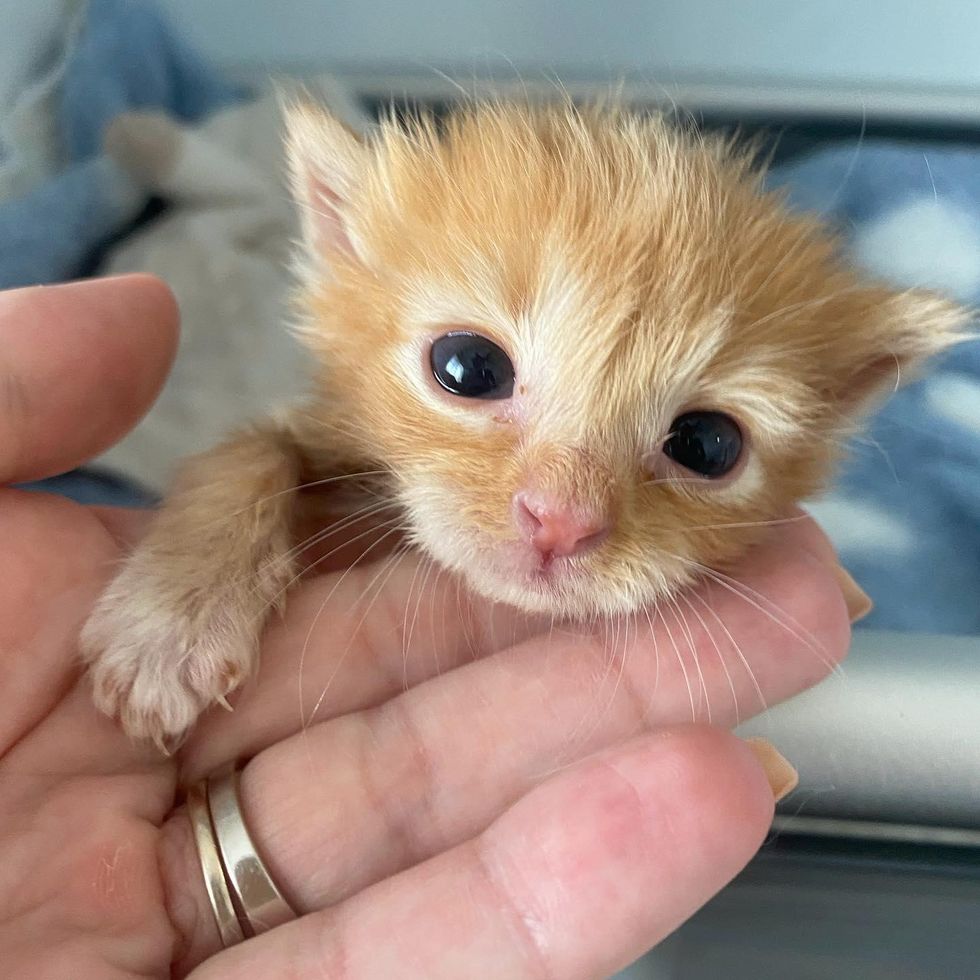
left=364, top=695, right=442, bottom=861
left=0, top=366, right=28, bottom=474
left=472, top=836, right=558, bottom=980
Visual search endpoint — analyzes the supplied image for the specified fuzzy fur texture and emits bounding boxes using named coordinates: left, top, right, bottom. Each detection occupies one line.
left=82, top=99, right=968, bottom=744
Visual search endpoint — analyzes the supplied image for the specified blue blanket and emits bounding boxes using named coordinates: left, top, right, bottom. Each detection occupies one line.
left=768, top=143, right=980, bottom=634
left=8, top=0, right=242, bottom=508
left=0, top=0, right=243, bottom=290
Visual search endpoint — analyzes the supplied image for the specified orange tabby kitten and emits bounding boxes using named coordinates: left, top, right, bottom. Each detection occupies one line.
left=81, top=99, right=967, bottom=747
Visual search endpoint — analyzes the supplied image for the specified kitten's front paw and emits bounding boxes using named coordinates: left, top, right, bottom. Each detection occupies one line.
left=80, top=577, right=257, bottom=751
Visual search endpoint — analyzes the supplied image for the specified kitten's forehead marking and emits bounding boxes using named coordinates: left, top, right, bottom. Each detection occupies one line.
left=519, top=248, right=621, bottom=441
left=401, top=272, right=514, bottom=341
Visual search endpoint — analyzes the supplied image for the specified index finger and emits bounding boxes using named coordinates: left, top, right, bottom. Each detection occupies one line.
left=181, top=512, right=849, bottom=776
left=0, top=275, right=178, bottom=484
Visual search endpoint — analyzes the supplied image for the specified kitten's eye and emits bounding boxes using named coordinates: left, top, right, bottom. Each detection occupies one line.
left=430, top=332, right=515, bottom=400
left=663, top=411, right=743, bottom=478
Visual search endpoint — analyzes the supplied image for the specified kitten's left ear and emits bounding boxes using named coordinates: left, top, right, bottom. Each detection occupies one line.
left=841, top=288, right=974, bottom=412
left=283, top=100, right=368, bottom=268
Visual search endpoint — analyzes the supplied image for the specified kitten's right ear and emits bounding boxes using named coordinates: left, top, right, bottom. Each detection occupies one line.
left=284, top=101, right=367, bottom=267
left=836, top=287, right=974, bottom=414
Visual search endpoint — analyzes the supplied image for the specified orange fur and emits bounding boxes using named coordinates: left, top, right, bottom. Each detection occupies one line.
left=288, top=99, right=967, bottom=617
left=82, top=98, right=969, bottom=744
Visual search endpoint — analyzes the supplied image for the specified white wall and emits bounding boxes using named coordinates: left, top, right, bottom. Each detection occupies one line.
left=159, top=0, right=980, bottom=93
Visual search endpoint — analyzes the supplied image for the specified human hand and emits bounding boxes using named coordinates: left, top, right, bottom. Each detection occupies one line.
left=0, top=276, right=857, bottom=979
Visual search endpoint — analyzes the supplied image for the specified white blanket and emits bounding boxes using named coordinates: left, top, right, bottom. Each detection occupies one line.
left=95, top=79, right=370, bottom=490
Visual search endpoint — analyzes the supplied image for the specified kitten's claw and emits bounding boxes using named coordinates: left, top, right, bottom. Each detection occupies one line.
left=80, top=567, right=257, bottom=747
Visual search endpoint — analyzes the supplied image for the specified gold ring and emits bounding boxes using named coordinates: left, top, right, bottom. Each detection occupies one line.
left=207, top=763, right=297, bottom=938
left=187, top=782, right=246, bottom=947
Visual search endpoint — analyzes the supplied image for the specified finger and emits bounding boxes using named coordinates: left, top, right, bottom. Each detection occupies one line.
left=0, top=491, right=123, bottom=754
left=181, top=514, right=847, bottom=777
left=0, top=275, right=178, bottom=484
left=182, top=727, right=777, bottom=979
left=174, top=530, right=846, bottom=926
left=791, top=504, right=840, bottom=564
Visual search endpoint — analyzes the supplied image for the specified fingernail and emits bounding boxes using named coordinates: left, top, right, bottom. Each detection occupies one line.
left=832, top=563, right=873, bottom=623
left=743, top=738, right=798, bottom=802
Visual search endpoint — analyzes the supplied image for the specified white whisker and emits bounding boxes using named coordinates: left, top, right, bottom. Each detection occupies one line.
left=682, top=590, right=742, bottom=724
left=254, top=507, right=403, bottom=618
left=681, top=513, right=811, bottom=533
left=669, top=553, right=845, bottom=681
left=401, top=552, right=431, bottom=690
left=304, top=534, right=412, bottom=729
left=297, top=523, right=407, bottom=733
left=669, top=595, right=710, bottom=724
left=661, top=600, right=696, bottom=722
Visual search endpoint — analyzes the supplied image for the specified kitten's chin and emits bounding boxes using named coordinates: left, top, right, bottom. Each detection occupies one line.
left=459, top=554, right=644, bottom=620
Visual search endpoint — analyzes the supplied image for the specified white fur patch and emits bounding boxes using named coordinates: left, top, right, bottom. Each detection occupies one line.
left=704, top=369, right=808, bottom=445
left=523, top=251, right=605, bottom=443
left=852, top=197, right=980, bottom=302
left=804, top=495, right=914, bottom=556
left=401, top=273, right=512, bottom=336
left=925, top=373, right=980, bottom=436
left=717, top=455, right=763, bottom=501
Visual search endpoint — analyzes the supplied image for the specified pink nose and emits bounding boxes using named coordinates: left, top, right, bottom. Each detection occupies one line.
left=513, top=492, right=610, bottom=559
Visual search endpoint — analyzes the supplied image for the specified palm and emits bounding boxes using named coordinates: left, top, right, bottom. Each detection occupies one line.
left=0, top=495, right=176, bottom=978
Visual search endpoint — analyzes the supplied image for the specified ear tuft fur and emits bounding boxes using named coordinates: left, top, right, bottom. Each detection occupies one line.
left=844, top=287, right=975, bottom=411
left=283, top=100, right=366, bottom=267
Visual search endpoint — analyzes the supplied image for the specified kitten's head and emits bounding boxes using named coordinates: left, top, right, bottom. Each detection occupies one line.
left=285, top=99, right=968, bottom=618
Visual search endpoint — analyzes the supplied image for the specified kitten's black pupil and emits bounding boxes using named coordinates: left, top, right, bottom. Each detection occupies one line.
left=664, top=411, right=743, bottom=478
left=431, top=332, right=515, bottom=400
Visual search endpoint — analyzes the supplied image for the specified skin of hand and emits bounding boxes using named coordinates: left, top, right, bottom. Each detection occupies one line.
left=0, top=276, right=854, bottom=980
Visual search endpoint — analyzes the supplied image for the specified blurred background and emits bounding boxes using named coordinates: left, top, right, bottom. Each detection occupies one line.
left=3, top=2, right=979, bottom=976
left=162, top=1, right=980, bottom=93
